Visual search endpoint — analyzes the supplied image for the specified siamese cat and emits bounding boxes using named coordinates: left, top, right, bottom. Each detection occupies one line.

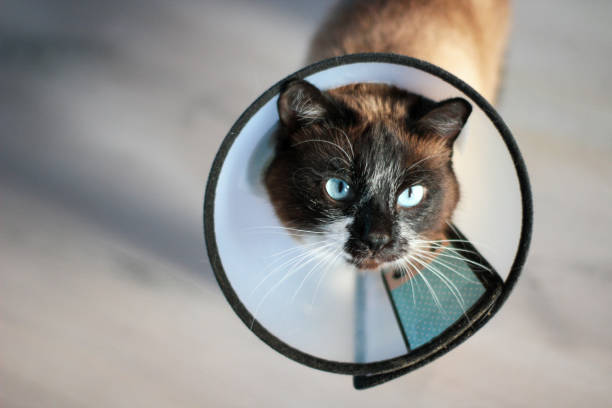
left=264, top=0, right=510, bottom=272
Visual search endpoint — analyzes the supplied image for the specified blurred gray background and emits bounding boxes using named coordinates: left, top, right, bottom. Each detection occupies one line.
left=1, top=0, right=610, bottom=406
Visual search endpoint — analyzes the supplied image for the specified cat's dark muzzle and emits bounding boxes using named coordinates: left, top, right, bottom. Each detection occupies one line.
left=346, top=234, right=402, bottom=270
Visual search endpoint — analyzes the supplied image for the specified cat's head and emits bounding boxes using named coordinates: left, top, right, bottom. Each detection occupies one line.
left=264, top=80, right=471, bottom=271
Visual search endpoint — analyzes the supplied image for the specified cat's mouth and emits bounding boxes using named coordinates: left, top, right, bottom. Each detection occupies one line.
left=352, top=255, right=398, bottom=271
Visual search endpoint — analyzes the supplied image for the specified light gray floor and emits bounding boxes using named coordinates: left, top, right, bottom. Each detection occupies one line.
left=1, top=0, right=611, bottom=406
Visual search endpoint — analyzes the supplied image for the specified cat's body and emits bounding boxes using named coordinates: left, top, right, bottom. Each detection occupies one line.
left=264, top=0, right=510, bottom=272
left=309, top=0, right=510, bottom=102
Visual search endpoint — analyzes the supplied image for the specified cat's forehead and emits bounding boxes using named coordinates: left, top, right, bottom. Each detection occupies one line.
left=325, top=84, right=450, bottom=167
left=292, top=120, right=449, bottom=176
left=351, top=121, right=449, bottom=170
left=327, top=83, right=419, bottom=122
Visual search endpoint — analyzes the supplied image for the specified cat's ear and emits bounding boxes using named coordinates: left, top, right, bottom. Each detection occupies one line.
left=278, top=79, right=329, bottom=129
left=414, top=98, right=472, bottom=144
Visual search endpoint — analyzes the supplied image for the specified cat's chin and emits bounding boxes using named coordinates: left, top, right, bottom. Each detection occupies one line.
left=356, top=258, right=383, bottom=270
left=350, top=256, right=398, bottom=272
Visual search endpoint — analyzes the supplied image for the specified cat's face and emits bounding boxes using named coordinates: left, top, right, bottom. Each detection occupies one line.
left=265, top=80, right=471, bottom=271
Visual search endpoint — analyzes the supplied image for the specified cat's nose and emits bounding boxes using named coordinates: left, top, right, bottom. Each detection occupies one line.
left=365, top=232, right=391, bottom=252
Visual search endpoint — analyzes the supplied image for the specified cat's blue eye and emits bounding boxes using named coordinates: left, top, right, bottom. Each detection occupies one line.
left=325, top=178, right=351, bottom=201
left=398, top=185, right=425, bottom=207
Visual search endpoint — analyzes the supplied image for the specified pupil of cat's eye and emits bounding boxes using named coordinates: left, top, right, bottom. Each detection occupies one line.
left=325, top=178, right=350, bottom=201
left=398, top=184, right=425, bottom=207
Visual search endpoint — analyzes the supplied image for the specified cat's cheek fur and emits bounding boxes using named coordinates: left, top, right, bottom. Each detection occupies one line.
left=301, top=217, right=353, bottom=265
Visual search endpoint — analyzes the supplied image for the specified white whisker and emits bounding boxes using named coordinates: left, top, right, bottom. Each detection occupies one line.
left=405, top=152, right=447, bottom=173
left=311, top=247, right=345, bottom=305
left=410, top=247, right=481, bottom=283
left=411, top=253, right=467, bottom=313
left=250, top=244, right=334, bottom=328
left=325, top=125, right=355, bottom=159
left=249, top=240, right=338, bottom=298
left=245, top=226, right=339, bottom=235
left=406, top=254, right=445, bottom=315
left=291, top=139, right=352, bottom=164
left=398, top=262, right=417, bottom=306
left=413, top=246, right=492, bottom=273
left=265, top=238, right=338, bottom=260
left=291, top=246, right=337, bottom=302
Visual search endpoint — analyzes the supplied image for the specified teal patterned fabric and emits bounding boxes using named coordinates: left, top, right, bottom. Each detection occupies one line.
left=389, top=247, right=486, bottom=349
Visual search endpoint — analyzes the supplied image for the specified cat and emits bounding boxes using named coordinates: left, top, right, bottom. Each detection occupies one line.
left=264, top=0, right=510, bottom=272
